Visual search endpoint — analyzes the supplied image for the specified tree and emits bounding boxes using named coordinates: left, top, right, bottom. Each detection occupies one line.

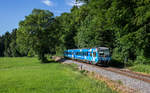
left=17, top=9, right=56, bottom=62
left=9, top=29, right=21, bottom=57
left=3, top=32, right=12, bottom=57
left=0, top=35, right=4, bottom=57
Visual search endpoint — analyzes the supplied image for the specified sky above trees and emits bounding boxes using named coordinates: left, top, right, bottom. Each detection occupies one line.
left=0, top=0, right=81, bottom=35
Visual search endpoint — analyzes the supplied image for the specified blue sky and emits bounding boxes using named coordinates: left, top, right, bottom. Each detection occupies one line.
left=0, top=0, right=82, bottom=35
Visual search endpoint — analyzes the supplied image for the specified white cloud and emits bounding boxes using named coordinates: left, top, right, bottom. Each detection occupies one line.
left=42, top=0, right=53, bottom=6
left=66, top=0, right=84, bottom=7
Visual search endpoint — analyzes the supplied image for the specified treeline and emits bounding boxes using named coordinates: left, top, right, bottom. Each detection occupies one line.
left=0, top=29, right=22, bottom=57
left=0, top=0, right=150, bottom=63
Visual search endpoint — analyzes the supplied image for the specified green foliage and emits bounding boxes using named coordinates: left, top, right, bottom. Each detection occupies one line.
left=27, top=48, right=35, bottom=57
left=0, top=35, right=5, bottom=56
left=1, top=0, right=150, bottom=65
left=0, top=29, right=21, bottom=57
left=17, top=9, right=57, bottom=63
left=0, top=57, right=117, bottom=93
left=129, top=64, right=150, bottom=74
left=3, top=32, right=12, bottom=56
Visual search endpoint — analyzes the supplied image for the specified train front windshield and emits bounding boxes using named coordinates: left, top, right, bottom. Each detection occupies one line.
left=99, top=49, right=110, bottom=56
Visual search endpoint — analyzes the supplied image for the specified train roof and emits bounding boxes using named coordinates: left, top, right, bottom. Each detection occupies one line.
left=66, top=47, right=109, bottom=51
left=98, top=47, right=109, bottom=49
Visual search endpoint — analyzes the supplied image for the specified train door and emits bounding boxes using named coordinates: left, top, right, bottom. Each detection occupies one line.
left=92, top=51, right=96, bottom=61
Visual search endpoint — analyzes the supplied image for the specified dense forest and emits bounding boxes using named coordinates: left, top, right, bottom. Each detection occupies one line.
left=0, top=0, right=150, bottom=64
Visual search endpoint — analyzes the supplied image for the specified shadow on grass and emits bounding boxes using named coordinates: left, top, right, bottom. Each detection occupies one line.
left=41, top=59, right=57, bottom=64
left=42, top=58, right=67, bottom=64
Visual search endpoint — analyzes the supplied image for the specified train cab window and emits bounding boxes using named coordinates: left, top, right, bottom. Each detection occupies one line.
left=99, top=52, right=104, bottom=56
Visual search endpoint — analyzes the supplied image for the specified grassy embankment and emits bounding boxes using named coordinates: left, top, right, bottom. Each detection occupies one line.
left=111, top=59, right=150, bottom=74
left=0, top=57, right=116, bottom=93
left=129, top=64, right=150, bottom=74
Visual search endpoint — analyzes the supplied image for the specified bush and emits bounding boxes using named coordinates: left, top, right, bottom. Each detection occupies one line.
left=27, top=49, right=35, bottom=57
left=135, top=56, right=150, bottom=64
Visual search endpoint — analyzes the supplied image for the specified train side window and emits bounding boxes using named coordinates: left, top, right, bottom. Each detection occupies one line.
left=90, top=52, right=92, bottom=56
left=93, top=52, right=96, bottom=57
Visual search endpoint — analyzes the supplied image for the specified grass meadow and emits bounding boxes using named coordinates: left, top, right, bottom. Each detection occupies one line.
left=0, top=57, right=116, bottom=93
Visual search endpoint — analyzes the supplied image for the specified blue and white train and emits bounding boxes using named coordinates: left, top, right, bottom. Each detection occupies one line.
left=64, top=47, right=111, bottom=65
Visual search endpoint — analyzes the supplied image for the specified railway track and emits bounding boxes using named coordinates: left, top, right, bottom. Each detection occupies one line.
left=71, top=59, right=150, bottom=84
left=101, top=67, right=150, bottom=83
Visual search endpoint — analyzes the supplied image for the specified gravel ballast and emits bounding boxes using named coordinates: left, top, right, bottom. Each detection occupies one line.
left=63, top=60, right=150, bottom=93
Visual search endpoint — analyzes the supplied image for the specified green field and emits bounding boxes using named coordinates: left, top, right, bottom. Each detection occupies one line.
left=0, top=57, right=116, bottom=93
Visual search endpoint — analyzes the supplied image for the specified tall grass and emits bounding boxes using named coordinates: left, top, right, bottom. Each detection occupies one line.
left=0, top=57, right=116, bottom=93
left=129, top=64, right=150, bottom=74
